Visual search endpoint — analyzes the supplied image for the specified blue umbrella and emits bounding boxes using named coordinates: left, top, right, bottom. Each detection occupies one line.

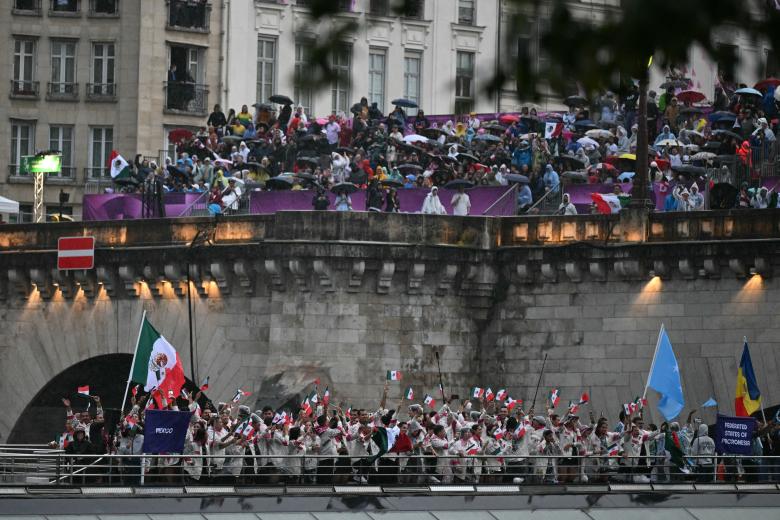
left=617, top=171, right=636, bottom=182
left=735, top=87, right=762, bottom=97
left=391, top=98, right=419, bottom=108
left=708, top=111, right=737, bottom=122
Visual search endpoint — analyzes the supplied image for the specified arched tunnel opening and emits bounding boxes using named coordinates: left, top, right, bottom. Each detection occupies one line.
left=8, top=354, right=196, bottom=444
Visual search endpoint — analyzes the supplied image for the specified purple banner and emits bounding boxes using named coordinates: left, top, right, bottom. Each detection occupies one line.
left=82, top=193, right=202, bottom=221
left=250, top=186, right=515, bottom=216
left=564, top=183, right=634, bottom=212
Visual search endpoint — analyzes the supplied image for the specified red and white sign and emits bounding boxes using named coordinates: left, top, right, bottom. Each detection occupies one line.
left=57, top=237, right=95, bottom=270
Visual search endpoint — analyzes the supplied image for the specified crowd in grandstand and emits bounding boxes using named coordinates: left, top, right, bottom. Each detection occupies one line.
left=111, top=74, right=780, bottom=215
left=52, top=384, right=780, bottom=486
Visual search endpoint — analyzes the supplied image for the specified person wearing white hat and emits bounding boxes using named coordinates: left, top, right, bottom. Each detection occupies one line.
left=672, top=184, right=694, bottom=211
left=752, top=117, right=776, bottom=142
left=689, top=183, right=705, bottom=210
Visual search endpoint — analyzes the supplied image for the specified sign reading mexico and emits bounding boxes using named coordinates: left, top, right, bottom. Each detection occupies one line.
left=57, top=237, right=95, bottom=270
left=715, top=414, right=756, bottom=455
left=141, top=409, right=192, bottom=453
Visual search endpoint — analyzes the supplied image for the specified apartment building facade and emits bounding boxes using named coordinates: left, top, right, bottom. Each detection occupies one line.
left=225, top=0, right=501, bottom=119
left=1, top=0, right=223, bottom=221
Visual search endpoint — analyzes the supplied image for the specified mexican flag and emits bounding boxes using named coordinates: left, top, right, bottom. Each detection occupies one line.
left=129, top=314, right=185, bottom=400
left=424, top=394, right=436, bottom=408
left=387, top=370, right=402, bottom=381
left=77, top=385, right=90, bottom=397
left=549, top=388, right=560, bottom=408
left=484, top=387, right=494, bottom=402
left=322, top=386, right=330, bottom=406
left=591, top=192, right=623, bottom=214
left=108, top=150, right=132, bottom=180
left=471, top=387, right=484, bottom=399
left=496, top=389, right=507, bottom=402
left=405, top=386, right=414, bottom=400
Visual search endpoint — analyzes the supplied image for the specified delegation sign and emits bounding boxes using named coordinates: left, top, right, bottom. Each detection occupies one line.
left=141, top=409, right=192, bottom=453
left=715, top=414, right=756, bottom=455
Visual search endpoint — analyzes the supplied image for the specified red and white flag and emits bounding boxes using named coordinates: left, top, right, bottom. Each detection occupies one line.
left=549, top=388, right=560, bottom=408
left=496, top=389, right=508, bottom=402
left=544, top=122, right=564, bottom=139
left=471, top=387, right=484, bottom=399
left=505, top=397, right=521, bottom=411
left=484, top=388, right=494, bottom=402
left=322, top=387, right=330, bottom=406
left=591, top=192, right=622, bottom=214
left=232, top=388, right=250, bottom=403
left=578, top=392, right=589, bottom=406
left=424, top=394, right=436, bottom=408
left=300, top=398, right=313, bottom=416
left=199, top=376, right=210, bottom=391
left=405, top=386, right=414, bottom=400
left=77, top=386, right=90, bottom=397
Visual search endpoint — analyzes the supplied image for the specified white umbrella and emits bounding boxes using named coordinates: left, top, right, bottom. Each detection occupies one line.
left=403, top=134, right=428, bottom=144
left=655, top=139, right=681, bottom=148
left=691, top=151, right=716, bottom=161
left=585, top=129, right=613, bottom=139
left=577, top=137, right=599, bottom=148
left=0, top=195, right=19, bottom=214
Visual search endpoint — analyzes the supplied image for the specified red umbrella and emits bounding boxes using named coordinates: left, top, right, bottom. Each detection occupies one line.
left=499, top=114, right=520, bottom=124
left=676, top=90, right=706, bottom=104
left=755, top=78, right=780, bottom=91
left=167, top=128, right=194, bottom=143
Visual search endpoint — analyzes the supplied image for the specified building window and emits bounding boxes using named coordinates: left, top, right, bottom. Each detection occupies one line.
left=12, top=38, right=38, bottom=97
left=765, top=49, right=779, bottom=79
left=455, top=50, right=475, bottom=114
left=716, top=43, right=738, bottom=85
left=49, top=126, right=74, bottom=178
left=89, top=0, right=118, bottom=15
left=404, top=52, right=421, bottom=107
left=50, top=40, right=77, bottom=95
left=166, top=45, right=207, bottom=114
left=331, top=45, right=351, bottom=114
left=50, top=0, right=79, bottom=14
left=13, top=0, right=42, bottom=14
left=368, top=49, right=386, bottom=112
left=89, top=127, right=113, bottom=178
left=89, top=42, right=115, bottom=97
left=458, top=0, right=475, bottom=25
left=369, top=0, right=389, bottom=16
left=402, top=0, right=424, bottom=19
left=298, top=0, right=351, bottom=9
left=10, top=121, right=36, bottom=177
left=294, top=42, right=313, bottom=116
left=18, top=204, right=34, bottom=223
left=168, top=0, right=209, bottom=30
left=256, top=37, right=276, bottom=104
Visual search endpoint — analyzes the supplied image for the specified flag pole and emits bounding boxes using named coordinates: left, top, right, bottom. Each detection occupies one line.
left=121, top=309, right=146, bottom=416
left=531, top=353, right=548, bottom=411
left=643, top=323, right=664, bottom=399
left=748, top=335, right=774, bottom=449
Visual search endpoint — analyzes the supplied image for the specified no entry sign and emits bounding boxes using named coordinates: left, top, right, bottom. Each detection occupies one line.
left=57, top=237, right=95, bottom=270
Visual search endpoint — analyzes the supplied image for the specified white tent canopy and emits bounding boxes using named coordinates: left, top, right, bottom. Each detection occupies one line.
left=0, top=195, right=20, bottom=214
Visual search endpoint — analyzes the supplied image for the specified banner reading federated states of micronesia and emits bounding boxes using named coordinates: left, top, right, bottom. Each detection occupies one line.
left=141, top=409, right=192, bottom=454
left=715, top=414, right=756, bottom=455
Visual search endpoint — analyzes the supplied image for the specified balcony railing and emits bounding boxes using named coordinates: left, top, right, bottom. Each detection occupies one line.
left=7, top=165, right=30, bottom=181
left=86, top=82, right=117, bottom=102
left=46, top=82, right=79, bottom=101
left=164, top=81, right=208, bottom=116
left=368, top=0, right=389, bottom=16
left=10, top=80, right=40, bottom=99
left=88, top=0, right=118, bottom=16
left=84, top=167, right=110, bottom=181
left=166, top=0, right=210, bottom=32
left=84, top=176, right=114, bottom=193
left=12, top=0, right=42, bottom=15
left=49, top=0, right=80, bottom=16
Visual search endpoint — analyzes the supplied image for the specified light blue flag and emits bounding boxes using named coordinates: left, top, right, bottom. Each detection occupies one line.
left=646, top=325, right=684, bottom=420
left=701, top=398, right=718, bottom=408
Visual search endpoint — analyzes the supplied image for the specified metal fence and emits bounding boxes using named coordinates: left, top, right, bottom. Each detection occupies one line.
left=1, top=451, right=778, bottom=488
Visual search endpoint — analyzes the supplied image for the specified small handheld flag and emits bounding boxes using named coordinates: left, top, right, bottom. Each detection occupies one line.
left=131, top=384, right=139, bottom=397
left=405, top=386, right=414, bottom=400
left=568, top=401, right=579, bottom=414
left=578, top=392, right=589, bottom=406
left=424, top=394, right=436, bottom=408
left=485, top=388, right=494, bottom=402
left=549, top=388, right=560, bottom=408
left=387, top=370, right=402, bottom=381
left=505, top=397, right=521, bottom=411
left=322, top=387, right=330, bottom=406
left=300, top=398, right=313, bottom=416
left=77, top=386, right=90, bottom=397
left=309, top=390, right=319, bottom=405
left=471, top=387, right=484, bottom=399
left=496, top=389, right=508, bottom=402
left=232, top=388, right=250, bottom=403
left=199, top=377, right=210, bottom=392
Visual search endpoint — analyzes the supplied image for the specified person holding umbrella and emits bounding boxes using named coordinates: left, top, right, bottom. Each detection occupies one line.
left=334, top=186, right=353, bottom=211
left=385, top=188, right=401, bottom=213
left=366, top=179, right=384, bottom=212
left=451, top=184, right=471, bottom=216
